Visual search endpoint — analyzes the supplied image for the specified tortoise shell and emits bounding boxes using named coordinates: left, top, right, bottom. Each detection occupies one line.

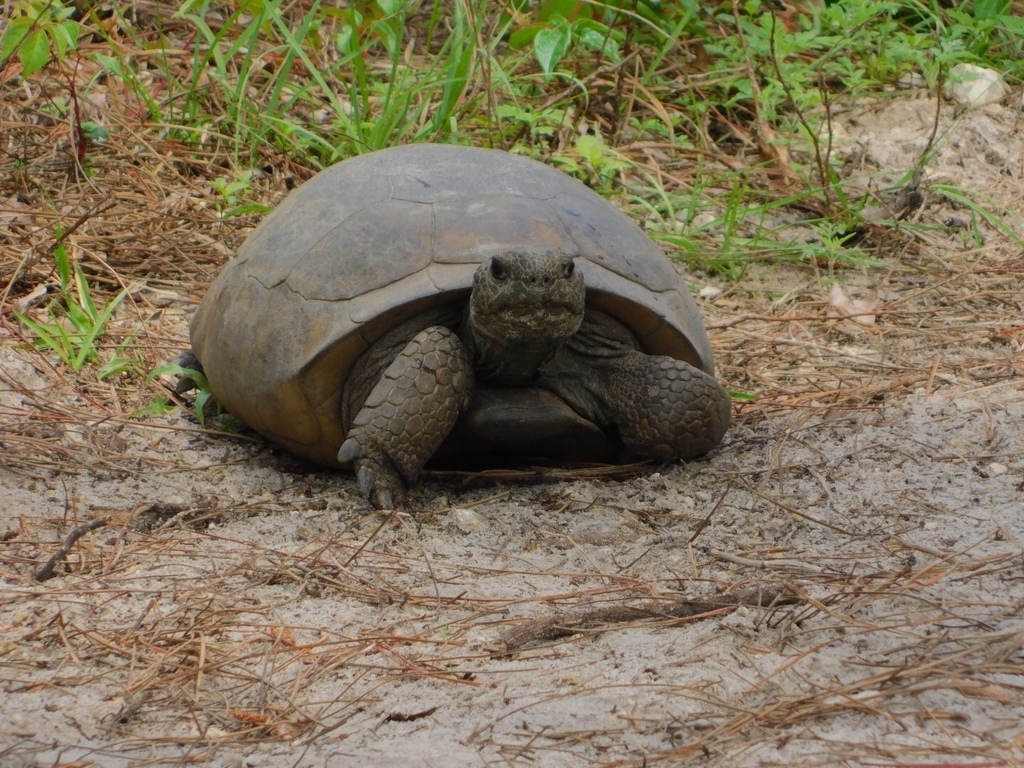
left=190, top=144, right=716, bottom=465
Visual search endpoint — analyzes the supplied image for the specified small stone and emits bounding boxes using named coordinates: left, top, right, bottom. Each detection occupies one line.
left=699, top=285, right=722, bottom=300
left=944, top=64, right=1009, bottom=108
left=450, top=507, right=486, bottom=531
left=987, top=462, right=1008, bottom=477
left=142, top=287, right=186, bottom=307
left=689, top=210, right=718, bottom=228
left=898, top=72, right=927, bottom=89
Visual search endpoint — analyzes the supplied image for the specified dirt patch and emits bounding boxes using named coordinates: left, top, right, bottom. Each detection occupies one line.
left=2, top=95, right=1023, bottom=766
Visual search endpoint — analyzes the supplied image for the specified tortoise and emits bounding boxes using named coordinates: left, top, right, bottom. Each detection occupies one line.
left=189, top=144, right=731, bottom=508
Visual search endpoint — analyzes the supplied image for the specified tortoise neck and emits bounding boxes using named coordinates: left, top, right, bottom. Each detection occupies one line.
left=462, top=314, right=570, bottom=386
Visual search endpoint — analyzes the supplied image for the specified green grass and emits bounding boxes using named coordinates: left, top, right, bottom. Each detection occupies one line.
left=14, top=235, right=137, bottom=376
left=8, top=1, right=1019, bottom=217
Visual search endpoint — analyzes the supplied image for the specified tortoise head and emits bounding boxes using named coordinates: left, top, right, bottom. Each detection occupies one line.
left=467, top=252, right=585, bottom=384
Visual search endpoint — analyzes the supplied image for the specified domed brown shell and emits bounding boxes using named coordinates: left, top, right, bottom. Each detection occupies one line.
left=190, top=144, right=716, bottom=465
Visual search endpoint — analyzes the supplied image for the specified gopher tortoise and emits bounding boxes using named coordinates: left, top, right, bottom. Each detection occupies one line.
left=190, top=144, right=731, bottom=508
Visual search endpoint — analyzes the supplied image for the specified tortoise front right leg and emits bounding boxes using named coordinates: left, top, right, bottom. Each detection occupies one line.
left=543, top=345, right=731, bottom=462
left=337, top=326, right=473, bottom=509
left=591, top=351, right=732, bottom=460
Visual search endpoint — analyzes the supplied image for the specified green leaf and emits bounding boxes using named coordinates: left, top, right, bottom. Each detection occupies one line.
left=49, top=26, right=69, bottom=61
left=172, top=0, right=210, bottom=18
left=148, top=362, right=210, bottom=393
left=53, top=238, right=71, bottom=292
left=576, top=133, right=605, bottom=167
left=81, top=122, right=109, bottom=142
left=222, top=202, right=273, bottom=218
left=431, top=2, right=474, bottom=132
left=20, top=28, right=51, bottom=76
left=130, top=398, right=176, bottom=419
left=1, top=17, right=34, bottom=63
left=508, top=25, right=540, bottom=50
left=99, top=355, right=141, bottom=381
left=973, top=0, right=1010, bottom=19
left=92, top=52, right=123, bottom=77
left=16, top=311, right=66, bottom=362
left=50, top=19, right=80, bottom=61
left=533, top=22, right=572, bottom=75
left=335, top=23, right=357, bottom=55
left=194, top=391, right=212, bottom=425
left=71, top=284, right=130, bottom=370
left=549, top=155, right=582, bottom=176
left=578, top=27, right=620, bottom=62
left=74, top=264, right=99, bottom=323
left=372, top=18, right=400, bottom=57
left=538, top=0, right=586, bottom=23
left=53, top=2, right=78, bottom=22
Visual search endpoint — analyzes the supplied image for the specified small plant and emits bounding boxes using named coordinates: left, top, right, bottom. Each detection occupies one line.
left=148, top=0, right=482, bottom=166
left=507, top=0, right=631, bottom=78
left=15, top=234, right=133, bottom=373
left=496, top=103, right=571, bottom=143
left=210, top=171, right=271, bottom=218
left=931, top=184, right=1024, bottom=251
left=146, top=361, right=220, bottom=426
left=551, top=133, right=632, bottom=189
left=333, top=0, right=478, bottom=152
left=0, top=0, right=81, bottom=76
left=98, top=338, right=146, bottom=381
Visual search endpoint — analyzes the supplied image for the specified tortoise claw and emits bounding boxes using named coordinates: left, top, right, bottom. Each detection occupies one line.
left=339, top=439, right=406, bottom=510
left=355, top=458, right=405, bottom=511
left=337, top=437, right=361, bottom=464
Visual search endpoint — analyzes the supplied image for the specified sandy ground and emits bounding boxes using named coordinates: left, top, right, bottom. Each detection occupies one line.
left=2, top=95, right=1023, bottom=767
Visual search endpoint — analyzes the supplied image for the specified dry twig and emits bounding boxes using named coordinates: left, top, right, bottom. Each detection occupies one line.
left=499, top=587, right=797, bottom=651
left=33, top=517, right=108, bottom=581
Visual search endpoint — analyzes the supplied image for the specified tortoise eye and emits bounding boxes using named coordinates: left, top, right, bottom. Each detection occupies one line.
left=490, top=257, right=508, bottom=281
left=563, top=260, right=575, bottom=279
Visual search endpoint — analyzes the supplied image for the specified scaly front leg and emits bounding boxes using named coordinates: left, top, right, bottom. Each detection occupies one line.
left=593, top=351, right=731, bottom=460
left=337, top=327, right=473, bottom=509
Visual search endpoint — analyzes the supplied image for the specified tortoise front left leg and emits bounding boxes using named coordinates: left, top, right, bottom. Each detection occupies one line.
left=337, top=326, right=473, bottom=509
left=540, top=311, right=731, bottom=461
left=584, top=351, right=731, bottom=460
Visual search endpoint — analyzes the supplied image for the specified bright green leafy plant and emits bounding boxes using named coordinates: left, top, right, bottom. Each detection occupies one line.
left=211, top=172, right=272, bottom=218
left=16, top=235, right=133, bottom=374
left=146, top=362, right=219, bottom=426
left=0, top=0, right=80, bottom=76
left=507, top=0, right=626, bottom=78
